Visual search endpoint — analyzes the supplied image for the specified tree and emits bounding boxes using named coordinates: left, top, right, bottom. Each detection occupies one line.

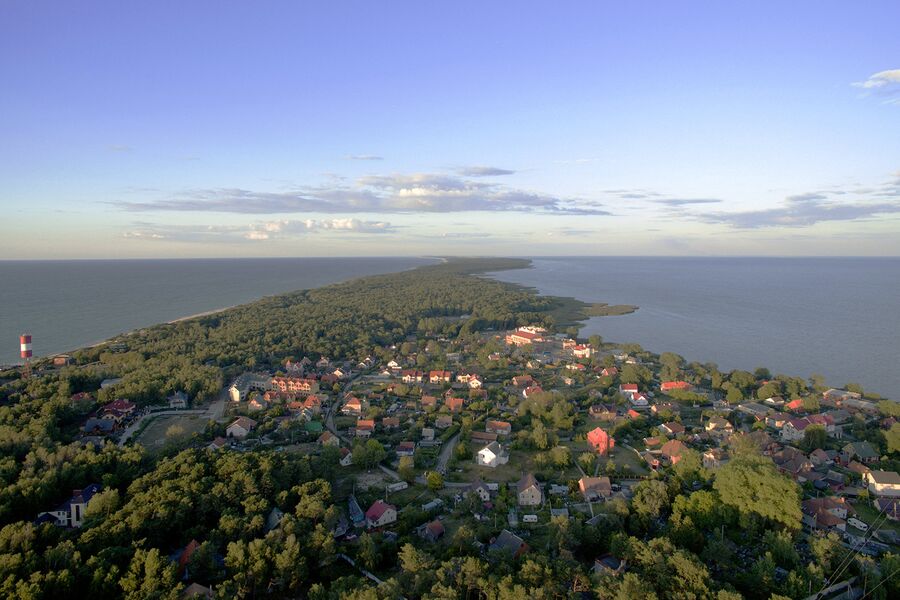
left=725, top=386, right=743, bottom=404
left=801, top=424, right=827, bottom=452
left=399, top=543, right=433, bottom=573
left=631, top=480, right=670, bottom=520
left=85, top=488, right=120, bottom=520
left=365, top=439, right=386, bottom=468
left=713, top=454, right=801, bottom=530
left=427, top=471, right=444, bottom=490
left=588, top=335, right=603, bottom=348
left=578, top=452, right=596, bottom=474
left=887, top=422, right=900, bottom=455
left=398, top=456, right=416, bottom=482
left=120, top=548, right=181, bottom=600
left=357, top=533, right=380, bottom=571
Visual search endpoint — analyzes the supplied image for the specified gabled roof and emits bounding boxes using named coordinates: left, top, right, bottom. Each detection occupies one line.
left=229, top=416, right=257, bottom=430
left=365, top=500, right=395, bottom=521
left=517, top=473, right=539, bottom=494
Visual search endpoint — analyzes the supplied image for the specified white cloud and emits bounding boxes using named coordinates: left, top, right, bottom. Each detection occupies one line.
left=853, top=69, right=900, bottom=104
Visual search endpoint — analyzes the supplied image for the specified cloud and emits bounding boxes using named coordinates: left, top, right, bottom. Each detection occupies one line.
left=651, top=198, right=723, bottom=206
left=853, top=69, right=900, bottom=104
left=455, top=166, right=516, bottom=177
left=117, top=172, right=611, bottom=216
left=345, top=154, right=384, bottom=161
left=122, top=219, right=396, bottom=243
left=695, top=194, right=900, bottom=229
left=108, top=144, right=133, bottom=153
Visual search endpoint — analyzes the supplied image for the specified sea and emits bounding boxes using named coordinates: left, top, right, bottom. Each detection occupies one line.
left=487, top=257, right=899, bottom=398
left=0, top=257, right=432, bottom=366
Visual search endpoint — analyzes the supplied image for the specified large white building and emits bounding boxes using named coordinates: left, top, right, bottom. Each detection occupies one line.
left=476, top=441, right=509, bottom=468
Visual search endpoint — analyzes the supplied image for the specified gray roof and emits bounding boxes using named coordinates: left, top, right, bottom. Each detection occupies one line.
left=490, top=529, right=526, bottom=555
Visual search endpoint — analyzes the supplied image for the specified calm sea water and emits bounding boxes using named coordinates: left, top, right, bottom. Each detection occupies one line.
left=0, top=257, right=432, bottom=366
left=489, top=257, right=899, bottom=398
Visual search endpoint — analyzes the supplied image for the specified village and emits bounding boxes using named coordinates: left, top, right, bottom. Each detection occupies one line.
left=50, top=322, right=900, bottom=579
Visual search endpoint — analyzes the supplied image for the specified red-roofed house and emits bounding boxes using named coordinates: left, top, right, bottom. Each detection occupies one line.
left=523, top=385, right=544, bottom=399
left=587, top=427, right=615, bottom=455
left=366, top=500, right=397, bottom=528
left=661, top=381, right=692, bottom=393
left=601, top=367, right=618, bottom=378
left=505, top=329, right=543, bottom=346
left=446, top=397, right=464, bottom=412
left=355, top=419, right=375, bottom=437
left=573, top=344, right=593, bottom=358
left=660, top=439, right=688, bottom=465
left=429, top=370, right=452, bottom=384
left=486, top=420, right=512, bottom=436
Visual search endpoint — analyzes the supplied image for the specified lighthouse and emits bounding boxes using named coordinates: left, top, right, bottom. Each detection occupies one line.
left=20, top=334, right=32, bottom=379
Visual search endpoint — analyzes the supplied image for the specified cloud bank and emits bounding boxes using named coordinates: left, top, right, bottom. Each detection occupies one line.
left=117, top=172, right=610, bottom=216
left=123, top=218, right=395, bottom=243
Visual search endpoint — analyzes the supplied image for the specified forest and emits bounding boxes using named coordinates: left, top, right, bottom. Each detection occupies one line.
left=0, top=258, right=897, bottom=599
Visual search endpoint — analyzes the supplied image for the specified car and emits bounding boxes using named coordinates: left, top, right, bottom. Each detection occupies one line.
left=848, top=517, right=869, bottom=532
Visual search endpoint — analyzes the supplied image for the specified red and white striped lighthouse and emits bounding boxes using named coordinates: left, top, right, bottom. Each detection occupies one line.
left=20, top=334, right=32, bottom=359
left=20, top=334, right=32, bottom=379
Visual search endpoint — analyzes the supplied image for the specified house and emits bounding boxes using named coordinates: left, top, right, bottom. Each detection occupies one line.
left=809, top=448, right=832, bottom=467
left=401, top=369, right=424, bottom=383
left=593, top=554, right=626, bottom=576
left=382, top=417, right=400, bottom=429
left=102, top=399, right=136, bottom=421
left=578, top=476, right=612, bottom=501
left=302, top=395, right=323, bottom=414
left=489, top=529, right=529, bottom=558
left=843, top=441, right=879, bottom=464
left=270, top=376, right=319, bottom=396
left=476, top=442, right=509, bottom=468
left=573, top=344, right=593, bottom=358
left=660, top=439, right=688, bottom=465
left=467, top=376, right=484, bottom=389
left=781, top=418, right=813, bottom=443
left=471, top=431, right=498, bottom=444
left=659, top=422, right=686, bottom=436
left=629, top=392, right=649, bottom=408
left=429, top=370, right=452, bottom=384
left=365, top=500, right=397, bottom=528
left=650, top=402, right=682, bottom=418
left=36, top=483, right=102, bottom=528
left=248, top=396, right=266, bottom=412
left=737, top=402, right=771, bottom=420
left=660, top=381, right=692, bottom=393
left=566, top=363, right=587, bottom=372
left=705, top=417, right=733, bottom=436
left=505, top=328, right=543, bottom=346
left=420, top=427, right=435, bottom=442
left=342, top=396, right=364, bottom=416
left=446, top=397, right=465, bottom=412
left=469, top=480, right=491, bottom=503
left=486, top=420, right=512, bottom=436
left=522, top=385, right=544, bottom=399
left=207, top=436, right=227, bottom=451
left=355, top=419, right=375, bottom=438
left=420, top=395, right=438, bottom=409
left=765, top=412, right=791, bottom=429
left=586, top=427, right=616, bottom=455
left=83, top=418, right=115, bottom=435
left=601, top=367, right=618, bottom=378
left=418, top=519, right=445, bottom=542
left=435, top=415, right=453, bottom=429
left=702, top=448, right=728, bottom=470
left=785, top=398, right=805, bottom=412
left=318, top=431, right=340, bottom=447
left=619, top=384, right=639, bottom=396
left=864, top=471, right=900, bottom=497
left=397, top=441, right=416, bottom=457
left=589, top=405, right=617, bottom=421
left=874, top=498, right=900, bottom=521
left=823, top=388, right=862, bottom=404
left=512, top=375, right=534, bottom=387
left=802, top=496, right=850, bottom=531
left=167, top=391, right=188, bottom=409
left=226, top=416, right=257, bottom=439
left=517, top=473, right=543, bottom=506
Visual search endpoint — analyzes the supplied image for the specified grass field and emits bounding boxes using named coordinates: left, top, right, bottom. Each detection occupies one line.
left=135, top=414, right=208, bottom=452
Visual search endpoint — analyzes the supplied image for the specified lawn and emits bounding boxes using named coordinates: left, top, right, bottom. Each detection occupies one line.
left=135, top=414, right=208, bottom=453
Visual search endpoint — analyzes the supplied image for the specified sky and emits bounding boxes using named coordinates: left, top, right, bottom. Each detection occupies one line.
left=1, top=1, right=899, bottom=259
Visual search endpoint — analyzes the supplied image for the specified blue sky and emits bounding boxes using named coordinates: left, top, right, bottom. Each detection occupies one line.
left=1, top=1, right=899, bottom=258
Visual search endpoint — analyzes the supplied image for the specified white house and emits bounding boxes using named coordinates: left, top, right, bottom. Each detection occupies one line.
left=517, top=473, right=543, bottom=506
left=37, top=484, right=102, bottom=528
left=864, top=471, right=900, bottom=497
left=476, top=441, right=509, bottom=468
left=226, top=416, right=257, bottom=439
left=365, top=500, right=397, bottom=528
left=339, top=448, right=353, bottom=467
